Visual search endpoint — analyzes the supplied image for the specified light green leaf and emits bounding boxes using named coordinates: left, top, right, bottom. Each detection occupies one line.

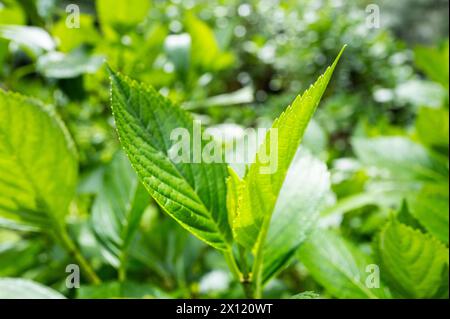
left=262, top=150, right=331, bottom=283
left=51, top=14, right=100, bottom=52
left=375, top=219, right=449, bottom=298
left=416, top=106, right=449, bottom=148
left=298, top=230, right=389, bottom=299
left=0, top=278, right=65, bottom=299
left=0, top=2, right=25, bottom=25
left=230, top=46, right=345, bottom=252
left=109, top=69, right=231, bottom=250
left=96, top=0, right=150, bottom=38
left=407, top=184, right=449, bottom=244
left=352, top=136, right=448, bottom=182
left=0, top=90, right=77, bottom=231
left=91, top=152, right=149, bottom=268
left=185, top=13, right=234, bottom=72
left=414, top=41, right=449, bottom=88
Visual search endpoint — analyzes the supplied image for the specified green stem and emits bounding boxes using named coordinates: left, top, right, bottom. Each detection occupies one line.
left=223, top=248, right=241, bottom=281
left=118, top=251, right=128, bottom=282
left=224, top=247, right=257, bottom=298
left=250, top=216, right=272, bottom=299
left=57, top=226, right=101, bottom=285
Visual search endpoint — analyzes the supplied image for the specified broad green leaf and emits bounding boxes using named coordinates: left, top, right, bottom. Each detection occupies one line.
left=416, top=106, right=449, bottom=148
left=407, top=184, right=449, bottom=244
left=91, top=152, right=149, bottom=268
left=298, top=230, right=389, bottom=299
left=262, top=150, right=331, bottom=283
left=109, top=69, right=232, bottom=250
left=37, top=49, right=104, bottom=79
left=96, top=0, right=150, bottom=38
left=0, top=278, right=65, bottom=299
left=352, top=136, right=448, bottom=182
left=414, top=41, right=449, bottom=88
left=185, top=13, right=234, bottom=72
left=375, top=219, right=449, bottom=298
left=230, top=47, right=345, bottom=251
left=0, top=90, right=77, bottom=231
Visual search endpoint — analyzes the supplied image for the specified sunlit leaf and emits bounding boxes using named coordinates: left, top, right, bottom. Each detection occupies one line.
left=229, top=47, right=345, bottom=252
left=109, top=68, right=232, bottom=250
left=0, top=278, right=65, bottom=299
left=0, top=90, right=77, bottom=231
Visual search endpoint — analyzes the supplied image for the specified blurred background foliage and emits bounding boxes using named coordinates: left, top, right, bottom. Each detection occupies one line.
left=0, top=0, right=448, bottom=298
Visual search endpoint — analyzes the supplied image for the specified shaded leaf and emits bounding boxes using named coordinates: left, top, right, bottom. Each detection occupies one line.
left=262, top=150, right=331, bottom=282
left=375, top=219, right=449, bottom=298
left=298, top=230, right=389, bottom=299
left=91, top=152, right=149, bottom=267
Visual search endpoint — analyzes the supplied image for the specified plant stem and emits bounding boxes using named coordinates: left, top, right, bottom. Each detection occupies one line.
left=223, top=248, right=241, bottom=280
left=250, top=216, right=272, bottom=299
left=224, top=247, right=257, bottom=298
left=57, top=226, right=101, bottom=285
left=118, top=251, right=128, bottom=282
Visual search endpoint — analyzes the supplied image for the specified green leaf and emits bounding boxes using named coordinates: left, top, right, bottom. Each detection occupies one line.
left=51, top=14, right=100, bottom=52
left=416, top=106, right=449, bottom=148
left=414, top=41, right=449, bottom=88
left=407, top=184, right=449, bottom=244
left=0, top=1, right=25, bottom=25
left=262, top=150, right=331, bottom=283
left=91, top=152, right=149, bottom=268
left=0, top=90, right=77, bottom=231
left=0, top=278, right=65, bottom=299
left=352, top=136, right=448, bottom=182
left=375, top=219, right=449, bottom=298
left=298, top=230, right=389, bottom=299
left=185, top=13, right=234, bottom=72
left=0, top=239, right=43, bottom=276
left=109, top=68, right=231, bottom=250
left=96, top=0, right=150, bottom=38
left=229, top=46, right=345, bottom=252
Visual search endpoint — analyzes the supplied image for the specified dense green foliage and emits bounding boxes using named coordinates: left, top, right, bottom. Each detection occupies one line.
left=0, top=0, right=448, bottom=299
